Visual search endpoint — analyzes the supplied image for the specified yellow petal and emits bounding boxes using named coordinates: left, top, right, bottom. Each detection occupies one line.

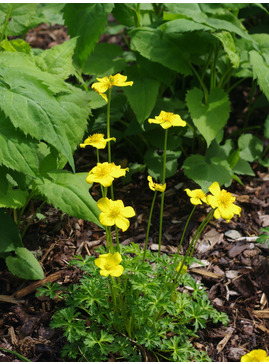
left=122, top=206, right=135, bottom=218
left=109, top=265, right=124, bottom=277
left=99, top=212, right=114, bottom=227
left=208, top=181, right=221, bottom=196
left=97, top=197, right=111, bottom=212
left=109, top=252, right=122, bottom=265
left=115, top=216, right=130, bottom=231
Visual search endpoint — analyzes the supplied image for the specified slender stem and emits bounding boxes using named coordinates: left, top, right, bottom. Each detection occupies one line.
left=174, top=205, right=196, bottom=260
left=190, top=63, right=208, bottom=104
left=106, top=226, right=114, bottom=253
left=96, top=149, right=100, bottom=163
left=0, top=4, right=13, bottom=42
left=142, top=191, right=157, bottom=263
left=107, top=88, right=112, bottom=164
left=115, top=226, right=120, bottom=252
left=158, top=129, right=168, bottom=258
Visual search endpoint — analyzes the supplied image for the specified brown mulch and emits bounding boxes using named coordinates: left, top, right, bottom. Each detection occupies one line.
left=0, top=23, right=269, bottom=362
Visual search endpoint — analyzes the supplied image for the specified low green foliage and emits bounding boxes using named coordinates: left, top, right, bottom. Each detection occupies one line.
left=39, top=245, right=229, bottom=361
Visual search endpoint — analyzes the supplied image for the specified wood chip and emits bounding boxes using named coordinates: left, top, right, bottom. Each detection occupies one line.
left=257, top=324, right=269, bottom=334
left=0, top=295, right=24, bottom=304
left=252, top=308, right=269, bottom=318
left=216, top=327, right=235, bottom=353
left=14, top=270, right=68, bottom=299
left=189, top=268, right=223, bottom=279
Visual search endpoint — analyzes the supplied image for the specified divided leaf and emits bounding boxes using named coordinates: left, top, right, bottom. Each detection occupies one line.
left=249, top=50, right=269, bottom=101
left=186, top=87, right=230, bottom=147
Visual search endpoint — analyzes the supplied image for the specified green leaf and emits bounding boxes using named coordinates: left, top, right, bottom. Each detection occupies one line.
left=162, top=18, right=212, bottom=34
left=238, top=134, right=263, bottom=162
left=183, top=154, right=232, bottom=190
left=233, top=158, right=255, bottom=176
left=0, top=52, right=90, bottom=171
left=130, top=27, right=192, bottom=75
left=213, top=31, right=240, bottom=68
left=83, top=43, right=125, bottom=77
left=0, top=113, right=39, bottom=176
left=63, top=3, right=114, bottom=67
left=0, top=209, right=23, bottom=253
left=6, top=247, right=44, bottom=280
left=124, top=65, right=160, bottom=124
left=112, top=3, right=136, bottom=27
left=0, top=38, right=32, bottom=54
left=0, top=171, right=28, bottom=209
left=249, top=50, right=269, bottom=101
left=33, top=171, right=102, bottom=227
left=145, top=148, right=181, bottom=180
left=186, top=87, right=230, bottom=147
left=35, top=38, right=77, bottom=80
left=264, top=115, right=269, bottom=139
left=0, top=4, right=39, bottom=36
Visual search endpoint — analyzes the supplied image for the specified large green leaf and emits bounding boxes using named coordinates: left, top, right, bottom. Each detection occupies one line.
left=33, top=171, right=102, bottom=228
left=0, top=209, right=23, bottom=253
left=0, top=112, right=39, bottom=176
left=186, top=87, right=230, bottom=147
left=183, top=154, right=232, bottom=190
left=130, top=27, right=192, bottom=76
left=0, top=4, right=39, bottom=36
left=249, top=50, right=269, bottom=101
left=0, top=52, right=90, bottom=171
left=162, top=18, right=212, bottom=34
left=6, top=247, right=44, bottom=280
left=63, top=3, right=114, bottom=67
left=83, top=43, right=125, bottom=77
left=35, top=38, right=77, bottom=80
left=238, top=134, right=264, bottom=162
left=124, top=66, right=160, bottom=125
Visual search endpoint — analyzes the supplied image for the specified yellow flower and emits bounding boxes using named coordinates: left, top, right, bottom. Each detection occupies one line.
left=94, top=252, right=124, bottom=277
left=91, top=73, right=133, bottom=102
left=241, top=349, right=269, bottom=362
left=86, top=162, right=128, bottom=187
left=176, top=262, right=187, bottom=275
left=80, top=133, right=116, bottom=149
left=147, top=176, right=166, bottom=192
left=185, top=188, right=207, bottom=205
left=206, top=182, right=241, bottom=222
left=97, top=197, right=135, bottom=232
left=148, top=110, right=186, bottom=129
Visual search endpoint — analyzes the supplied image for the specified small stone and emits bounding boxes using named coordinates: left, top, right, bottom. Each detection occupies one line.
left=228, top=348, right=246, bottom=362
left=225, top=230, right=242, bottom=240
left=243, top=249, right=259, bottom=258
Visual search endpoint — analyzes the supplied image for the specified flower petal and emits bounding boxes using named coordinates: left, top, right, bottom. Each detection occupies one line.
left=109, top=265, right=124, bottom=277
left=115, top=216, right=130, bottom=231
left=208, top=181, right=221, bottom=196
left=97, top=197, right=111, bottom=212
left=99, top=212, right=114, bottom=227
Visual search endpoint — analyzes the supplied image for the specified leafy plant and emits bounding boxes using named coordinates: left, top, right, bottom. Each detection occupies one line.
left=0, top=4, right=102, bottom=279
left=256, top=227, right=269, bottom=247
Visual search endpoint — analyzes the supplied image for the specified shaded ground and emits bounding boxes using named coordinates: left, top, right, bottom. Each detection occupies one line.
left=0, top=23, right=269, bottom=362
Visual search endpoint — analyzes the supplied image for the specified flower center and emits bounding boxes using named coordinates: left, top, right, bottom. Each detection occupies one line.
left=218, top=190, right=232, bottom=209
left=108, top=205, right=122, bottom=219
left=95, top=164, right=112, bottom=178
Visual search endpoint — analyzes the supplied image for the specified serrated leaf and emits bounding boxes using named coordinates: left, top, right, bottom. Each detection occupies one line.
left=0, top=112, right=39, bottom=176
left=130, top=27, right=192, bottom=76
left=0, top=4, right=39, bottom=36
left=162, top=18, right=212, bottom=34
left=0, top=209, right=23, bottom=253
left=63, top=3, right=114, bottom=67
left=183, top=154, right=232, bottom=190
left=0, top=52, right=90, bottom=171
left=213, top=31, right=240, bottom=68
left=238, top=134, right=263, bottom=162
left=250, top=50, right=269, bottom=101
left=186, top=87, right=230, bottom=147
left=124, top=66, right=160, bottom=124
left=112, top=3, right=136, bottom=27
left=35, top=38, right=77, bottom=80
left=6, top=247, right=44, bottom=280
left=33, top=171, right=102, bottom=227
left=83, top=43, right=125, bottom=77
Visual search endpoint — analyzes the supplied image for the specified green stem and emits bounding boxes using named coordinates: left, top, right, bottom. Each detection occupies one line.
left=142, top=191, right=157, bottom=263
left=0, top=4, right=13, bottom=42
left=96, top=149, right=100, bottom=163
left=158, top=129, right=168, bottom=258
left=190, top=63, right=208, bottom=104
left=174, top=205, right=196, bottom=260
left=107, top=88, right=112, bottom=163
left=115, top=226, right=120, bottom=252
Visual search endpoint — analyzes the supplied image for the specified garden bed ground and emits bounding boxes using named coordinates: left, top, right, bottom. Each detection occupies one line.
left=0, top=23, right=269, bottom=362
